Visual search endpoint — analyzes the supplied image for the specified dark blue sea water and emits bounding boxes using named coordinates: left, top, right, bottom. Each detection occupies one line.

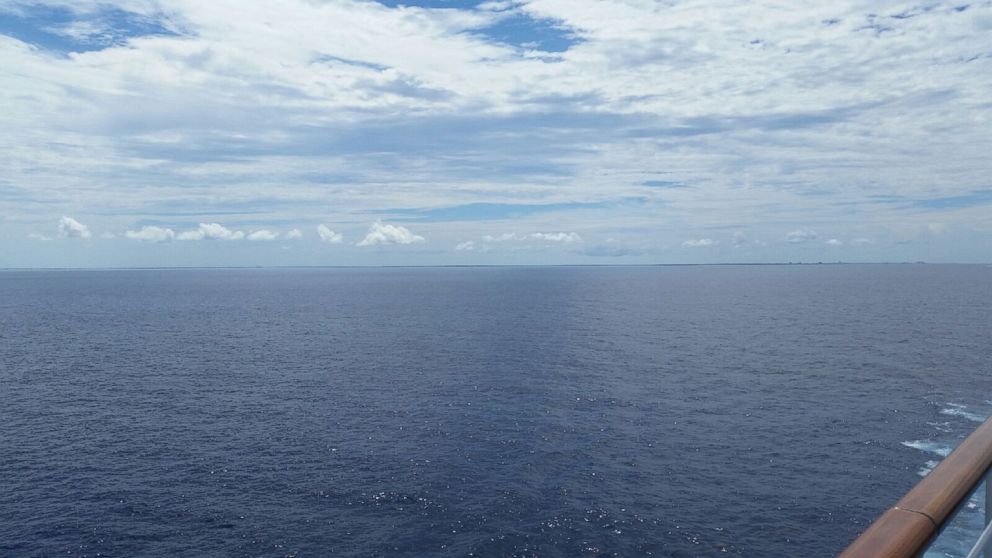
left=1, top=265, right=990, bottom=557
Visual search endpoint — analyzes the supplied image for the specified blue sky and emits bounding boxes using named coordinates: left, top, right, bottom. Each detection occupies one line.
left=0, top=0, right=990, bottom=267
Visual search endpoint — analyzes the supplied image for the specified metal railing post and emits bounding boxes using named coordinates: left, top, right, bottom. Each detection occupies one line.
left=985, top=470, right=992, bottom=558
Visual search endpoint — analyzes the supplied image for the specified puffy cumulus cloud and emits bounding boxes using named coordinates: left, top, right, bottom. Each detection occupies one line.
left=357, top=222, right=425, bottom=246
left=176, top=223, right=244, bottom=241
left=455, top=240, right=477, bottom=251
left=825, top=238, right=843, bottom=246
left=682, top=238, right=716, bottom=247
left=58, top=216, right=91, bottom=239
left=785, top=230, right=818, bottom=244
left=125, top=225, right=175, bottom=242
left=317, top=224, right=343, bottom=244
left=530, top=232, right=582, bottom=243
left=247, top=229, right=279, bottom=241
left=285, top=228, right=303, bottom=240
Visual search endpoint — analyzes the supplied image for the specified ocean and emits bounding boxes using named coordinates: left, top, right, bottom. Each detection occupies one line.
left=1, top=264, right=990, bottom=557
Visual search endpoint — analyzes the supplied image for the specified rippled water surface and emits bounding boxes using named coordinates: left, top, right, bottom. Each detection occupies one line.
left=2, top=265, right=990, bottom=557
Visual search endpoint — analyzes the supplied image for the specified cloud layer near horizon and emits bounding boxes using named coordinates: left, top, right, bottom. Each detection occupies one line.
left=1, top=0, right=990, bottom=266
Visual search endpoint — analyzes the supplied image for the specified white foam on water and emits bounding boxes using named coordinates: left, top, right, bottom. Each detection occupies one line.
left=940, top=406, right=987, bottom=423
left=926, top=420, right=953, bottom=433
left=902, top=440, right=953, bottom=457
left=916, top=460, right=940, bottom=477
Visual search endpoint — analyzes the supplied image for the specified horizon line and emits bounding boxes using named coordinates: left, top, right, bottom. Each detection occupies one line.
left=3, top=261, right=990, bottom=272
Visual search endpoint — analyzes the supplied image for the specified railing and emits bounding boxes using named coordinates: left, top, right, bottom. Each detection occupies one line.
left=839, top=417, right=992, bottom=558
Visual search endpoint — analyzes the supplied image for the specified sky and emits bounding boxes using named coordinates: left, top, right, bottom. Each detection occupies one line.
left=0, top=0, right=990, bottom=267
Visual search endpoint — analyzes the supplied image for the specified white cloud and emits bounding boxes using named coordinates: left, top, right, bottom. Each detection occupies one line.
left=478, top=0, right=516, bottom=11
left=357, top=222, right=425, bottom=246
left=1, top=1, right=991, bottom=264
left=480, top=232, right=581, bottom=244
left=785, top=230, right=818, bottom=244
left=825, top=238, right=843, bottom=246
left=682, top=238, right=716, bottom=247
left=317, top=224, right=343, bottom=244
left=285, top=228, right=303, bottom=239
left=530, top=232, right=582, bottom=243
left=28, top=233, right=52, bottom=241
left=247, top=229, right=279, bottom=241
left=176, top=223, right=245, bottom=241
left=125, top=225, right=175, bottom=243
left=58, top=216, right=91, bottom=239
left=482, top=233, right=523, bottom=242
left=455, top=240, right=477, bottom=251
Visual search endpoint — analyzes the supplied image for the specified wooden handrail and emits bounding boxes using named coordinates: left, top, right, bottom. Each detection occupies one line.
left=839, top=417, right=992, bottom=558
